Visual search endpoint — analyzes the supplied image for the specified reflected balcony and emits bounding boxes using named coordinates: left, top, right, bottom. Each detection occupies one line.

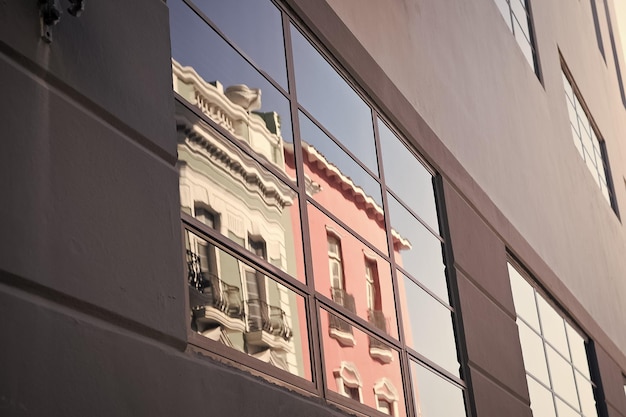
left=367, top=309, right=394, bottom=364
left=329, top=287, right=357, bottom=347
left=245, top=298, right=293, bottom=352
left=187, top=251, right=245, bottom=337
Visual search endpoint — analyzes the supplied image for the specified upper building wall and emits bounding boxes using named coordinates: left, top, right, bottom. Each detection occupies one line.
left=320, top=0, right=626, bottom=356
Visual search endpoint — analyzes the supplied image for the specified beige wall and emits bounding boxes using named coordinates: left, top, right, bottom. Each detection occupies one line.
left=324, top=0, right=626, bottom=356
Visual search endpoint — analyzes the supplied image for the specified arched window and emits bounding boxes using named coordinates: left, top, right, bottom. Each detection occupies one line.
left=374, top=378, right=399, bottom=416
left=333, top=362, right=362, bottom=403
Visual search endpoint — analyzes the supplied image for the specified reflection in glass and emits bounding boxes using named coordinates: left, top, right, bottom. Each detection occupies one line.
left=176, top=102, right=305, bottom=282
left=300, top=112, right=383, bottom=206
left=411, top=361, right=466, bottom=417
left=508, top=263, right=540, bottom=330
left=169, top=0, right=294, bottom=149
left=387, top=195, right=448, bottom=303
left=320, top=310, right=406, bottom=416
left=527, top=376, right=557, bottom=417
left=546, top=346, right=578, bottom=408
left=400, top=274, right=459, bottom=376
left=307, top=204, right=398, bottom=339
left=185, top=230, right=310, bottom=379
left=299, top=116, right=388, bottom=253
left=378, top=119, right=439, bottom=232
left=191, top=0, right=289, bottom=89
left=517, top=321, right=549, bottom=385
left=291, top=26, right=378, bottom=174
left=537, top=297, right=569, bottom=358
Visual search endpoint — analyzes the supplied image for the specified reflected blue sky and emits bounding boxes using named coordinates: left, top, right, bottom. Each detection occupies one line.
left=169, top=0, right=293, bottom=143
left=411, top=362, right=466, bottom=417
left=388, top=194, right=448, bottom=303
left=300, top=111, right=383, bottom=206
left=378, top=119, right=439, bottom=232
left=291, top=25, right=378, bottom=174
left=402, top=274, right=459, bottom=376
left=190, top=0, right=288, bottom=89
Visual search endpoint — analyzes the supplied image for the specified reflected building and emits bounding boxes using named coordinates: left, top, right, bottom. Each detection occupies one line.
left=173, top=59, right=305, bottom=376
left=174, top=57, right=413, bottom=414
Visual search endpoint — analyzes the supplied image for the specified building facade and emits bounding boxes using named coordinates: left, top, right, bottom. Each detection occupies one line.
left=2, top=0, right=626, bottom=416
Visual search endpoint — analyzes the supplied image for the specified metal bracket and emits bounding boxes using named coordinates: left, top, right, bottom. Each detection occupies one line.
left=38, top=0, right=85, bottom=43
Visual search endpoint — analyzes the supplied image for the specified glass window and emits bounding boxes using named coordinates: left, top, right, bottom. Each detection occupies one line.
left=320, top=309, right=406, bottom=416
left=291, top=26, right=379, bottom=174
left=387, top=194, right=448, bottom=303
left=176, top=102, right=305, bottom=283
left=378, top=118, right=439, bottom=233
left=508, top=262, right=600, bottom=417
left=172, top=2, right=467, bottom=415
left=493, top=0, right=538, bottom=74
left=185, top=229, right=311, bottom=379
left=561, top=67, right=617, bottom=213
left=309, top=204, right=398, bottom=339
left=170, top=0, right=295, bottom=166
left=410, top=361, right=466, bottom=417
left=190, top=0, right=289, bottom=90
left=399, top=273, right=460, bottom=377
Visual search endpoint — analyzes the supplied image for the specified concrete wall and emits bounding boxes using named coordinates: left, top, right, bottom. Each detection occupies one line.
left=317, top=0, right=626, bottom=362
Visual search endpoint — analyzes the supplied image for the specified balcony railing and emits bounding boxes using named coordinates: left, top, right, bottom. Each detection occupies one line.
left=247, top=299, right=292, bottom=341
left=367, top=308, right=391, bottom=351
left=187, top=250, right=243, bottom=319
left=329, top=287, right=356, bottom=334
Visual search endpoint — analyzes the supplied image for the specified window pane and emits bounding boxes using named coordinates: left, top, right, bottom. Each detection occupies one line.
left=300, top=113, right=388, bottom=253
left=320, top=310, right=406, bottom=417
left=527, top=376, right=557, bottom=417
left=400, top=274, right=460, bottom=376
left=378, top=118, right=439, bottom=232
left=186, top=230, right=311, bottom=379
left=518, top=321, right=550, bottom=385
left=537, top=296, right=569, bottom=358
left=514, top=22, right=535, bottom=68
left=190, top=0, right=288, bottom=89
left=576, top=371, right=598, bottom=417
left=308, top=204, right=398, bottom=339
left=291, top=25, right=378, bottom=174
left=494, top=0, right=512, bottom=30
left=170, top=0, right=294, bottom=150
left=411, top=361, right=467, bottom=417
left=546, top=346, right=578, bottom=408
left=177, top=103, right=305, bottom=283
left=555, top=397, right=581, bottom=417
left=565, top=323, right=590, bottom=379
left=508, top=263, right=540, bottom=330
left=387, top=194, right=448, bottom=303
left=511, top=7, right=530, bottom=41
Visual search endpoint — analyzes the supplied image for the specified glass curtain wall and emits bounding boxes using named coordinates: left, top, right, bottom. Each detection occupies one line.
left=170, top=1, right=469, bottom=415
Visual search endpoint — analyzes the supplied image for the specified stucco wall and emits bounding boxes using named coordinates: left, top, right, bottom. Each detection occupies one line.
left=322, top=0, right=626, bottom=357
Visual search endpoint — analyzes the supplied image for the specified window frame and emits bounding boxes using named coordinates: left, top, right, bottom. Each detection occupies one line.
left=507, top=257, right=603, bottom=417
left=172, top=1, right=474, bottom=416
left=493, top=0, right=542, bottom=78
left=560, top=58, right=619, bottom=216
